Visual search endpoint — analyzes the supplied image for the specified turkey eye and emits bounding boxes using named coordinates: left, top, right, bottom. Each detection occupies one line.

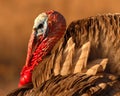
left=38, top=23, right=43, bottom=29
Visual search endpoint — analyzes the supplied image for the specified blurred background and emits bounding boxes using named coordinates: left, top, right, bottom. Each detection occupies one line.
left=0, top=0, right=120, bottom=95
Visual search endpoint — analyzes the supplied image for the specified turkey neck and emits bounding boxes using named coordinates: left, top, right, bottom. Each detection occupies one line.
left=25, top=32, right=64, bottom=71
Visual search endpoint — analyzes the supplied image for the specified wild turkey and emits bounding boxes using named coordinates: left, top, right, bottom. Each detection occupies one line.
left=7, top=10, right=120, bottom=96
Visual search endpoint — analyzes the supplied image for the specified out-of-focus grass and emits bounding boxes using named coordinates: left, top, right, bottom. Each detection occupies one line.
left=0, top=0, right=120, bottom=95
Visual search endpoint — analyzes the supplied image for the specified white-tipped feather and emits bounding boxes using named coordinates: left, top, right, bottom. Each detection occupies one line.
left=54, top=49, right=63, bottom=76
left=86, top=64, right=103, bottom=75
left=99, top=58, right=108, bottom=70
left=60, top=37, right=75, bottom=75
left=53, top=37, right=64, bottom=75
left=86, top=58, right=108, bottom=75
left=74, top=42, right=90, bottom=73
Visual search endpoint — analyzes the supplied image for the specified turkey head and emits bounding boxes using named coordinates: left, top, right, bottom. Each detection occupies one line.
left=19, top=10, right=66, bottom=87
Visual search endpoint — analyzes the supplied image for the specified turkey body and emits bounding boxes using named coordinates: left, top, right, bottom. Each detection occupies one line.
left=7, top=13, right=120, bottom=96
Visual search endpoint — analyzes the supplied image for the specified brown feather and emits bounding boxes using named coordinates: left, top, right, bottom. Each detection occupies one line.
left=11, top=74, right=120, bottom=96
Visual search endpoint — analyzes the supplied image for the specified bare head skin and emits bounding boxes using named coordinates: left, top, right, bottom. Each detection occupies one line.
left=19, top=10, right=66, bottom=87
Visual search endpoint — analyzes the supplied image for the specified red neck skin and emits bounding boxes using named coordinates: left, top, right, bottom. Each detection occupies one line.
left=19, top=18, right=66, bottom=87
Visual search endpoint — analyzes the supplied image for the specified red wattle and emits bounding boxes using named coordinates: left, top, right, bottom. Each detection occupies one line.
left=18, top=67, right=32, bottom=87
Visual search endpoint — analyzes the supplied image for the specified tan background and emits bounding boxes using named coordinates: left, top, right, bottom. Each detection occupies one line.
left=0, top=0, right=120, bottom=95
